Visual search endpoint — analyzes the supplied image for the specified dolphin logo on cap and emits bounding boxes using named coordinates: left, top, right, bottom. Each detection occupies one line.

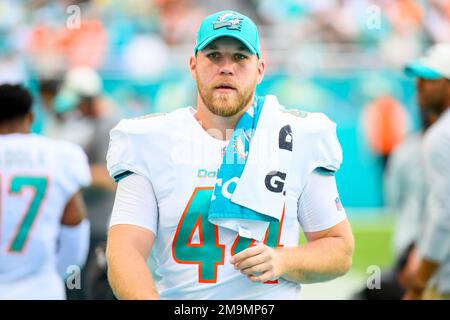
left=213, top=12, right=243, bottom=31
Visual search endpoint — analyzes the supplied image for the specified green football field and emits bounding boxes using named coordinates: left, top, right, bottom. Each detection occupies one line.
left=351, top=213, right=395, bottom=272
left=300, top=210, right=396, bottom=273
left=298, top=211, right=397, bottom=299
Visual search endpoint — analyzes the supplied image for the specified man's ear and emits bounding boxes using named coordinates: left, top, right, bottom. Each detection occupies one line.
left=189, top=55, right=197, bottom=80
left=257, top=58, right=266, bottom=84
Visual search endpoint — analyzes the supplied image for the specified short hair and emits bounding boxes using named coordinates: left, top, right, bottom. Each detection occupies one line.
left=0, top=84, right=33, bottom=123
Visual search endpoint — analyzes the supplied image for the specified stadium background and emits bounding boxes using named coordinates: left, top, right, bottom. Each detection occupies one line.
left=1, top=0, right=449, bottom=298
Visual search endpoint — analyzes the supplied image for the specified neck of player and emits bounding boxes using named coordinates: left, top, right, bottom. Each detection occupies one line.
left=0, top=117, right=31, bottom=135
left=194, top=95, right=254, bottom=141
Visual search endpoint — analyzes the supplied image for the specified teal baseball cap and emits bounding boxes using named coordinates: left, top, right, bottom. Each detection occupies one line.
left=194, top=10, right=260, bottom=58
left=404, top=44, right=450, bottom=80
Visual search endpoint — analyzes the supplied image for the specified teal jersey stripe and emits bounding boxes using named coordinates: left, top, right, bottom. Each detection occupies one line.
left=114, top=170, right=134, bottom=183
left=315, top=167, right=336, bottom=176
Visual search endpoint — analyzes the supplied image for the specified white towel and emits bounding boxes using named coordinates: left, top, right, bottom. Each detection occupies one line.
left=209, top=95, right=293, bottom=241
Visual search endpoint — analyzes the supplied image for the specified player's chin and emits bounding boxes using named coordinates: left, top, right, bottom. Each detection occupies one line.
left=215, top=105, right=242, bottom=117
left=213, top=107, right=241, bottom=117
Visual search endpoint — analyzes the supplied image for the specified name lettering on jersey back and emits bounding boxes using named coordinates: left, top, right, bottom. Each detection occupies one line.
left=0, top=148, right=45, bottom=167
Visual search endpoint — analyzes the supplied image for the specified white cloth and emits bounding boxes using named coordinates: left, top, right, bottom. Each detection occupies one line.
left=384, top=133, right=427, bottom=256
left=419, top=107, right=450, bottom=293
left=223, top=96, right=293, bottom=240
left=0, top=262, right=65, bottom=300
left=216, top=96, right=342, bottom=241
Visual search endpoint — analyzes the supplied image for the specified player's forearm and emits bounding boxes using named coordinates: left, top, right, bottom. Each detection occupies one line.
left=57, top=219, right=90, bottom=277
left=278, top=236, right=353, bottom=283
left=106, top=245, right=159, bottom=300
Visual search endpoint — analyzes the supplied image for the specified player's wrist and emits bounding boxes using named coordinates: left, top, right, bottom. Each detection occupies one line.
left=274, top=247, right=292, bottom=278
left=408, top=277, right=427, bottom=294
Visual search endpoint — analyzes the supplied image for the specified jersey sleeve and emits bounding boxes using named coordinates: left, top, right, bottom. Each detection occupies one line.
left=298, top=170, right=347, bottom=232
left=106, top=119, right=149, bottom=182
left=109, top=173, right=158, bottom=236
left=58, top=141, right=92, bottom=197
left=309, top=113, right=343, bottom=175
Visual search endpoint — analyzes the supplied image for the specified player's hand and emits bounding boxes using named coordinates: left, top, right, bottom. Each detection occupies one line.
left=403, top=277, right=426, bottom=300
left=398, top=247, right=419, bottom=289
left=403, top=288, right=423, bottom=300
left=230, top=243, right=283, bottom=283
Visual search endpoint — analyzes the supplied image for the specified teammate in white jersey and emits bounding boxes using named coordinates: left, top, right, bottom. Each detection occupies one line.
left=0, top=84, right=91, bottom=299
left=106, top=10, right=354, bottom=300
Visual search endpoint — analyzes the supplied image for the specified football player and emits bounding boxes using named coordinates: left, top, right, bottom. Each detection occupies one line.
left=0, top=84, right=91, bottom=299
left=106, top=11, right=354, bottom=299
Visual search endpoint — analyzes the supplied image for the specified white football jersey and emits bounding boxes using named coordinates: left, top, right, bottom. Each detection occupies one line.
left=0, top=134, right=91, bottom=285
left=107, top=96, right=344, bottom=299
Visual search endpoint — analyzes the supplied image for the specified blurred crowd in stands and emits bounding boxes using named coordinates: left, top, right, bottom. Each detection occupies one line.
left=1, top=0, right=449, bottom=84
left=0, top=0, right=447, bottom=208
left=1, top=0, right=449, bottom=300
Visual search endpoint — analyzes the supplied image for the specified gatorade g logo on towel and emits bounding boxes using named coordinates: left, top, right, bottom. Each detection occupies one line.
left=264, top=171, right=286, bottom=193
left=264, top=124, right=292, bottom=194
left=279, top=125, right=293, bottom=151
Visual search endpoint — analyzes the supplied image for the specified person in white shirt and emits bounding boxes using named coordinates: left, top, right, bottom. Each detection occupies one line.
left=403, top=43, right=450, bottom=300
left=0, top=84, right=91, bottom=299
